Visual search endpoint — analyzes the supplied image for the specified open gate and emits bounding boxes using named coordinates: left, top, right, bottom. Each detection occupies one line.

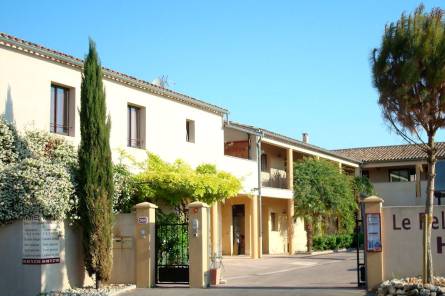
left=155, top=222, right=189, bottom=284
left=355, top=204, right=366, bottom=288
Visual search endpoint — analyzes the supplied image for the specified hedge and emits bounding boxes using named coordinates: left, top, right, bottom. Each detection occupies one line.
left=312, top=234, right=355, bottom=251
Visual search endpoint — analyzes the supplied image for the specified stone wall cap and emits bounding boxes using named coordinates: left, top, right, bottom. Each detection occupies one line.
left=134, top=202, right=158, bottom=209
left=187, top=201, right=210, bottom=208
left=362, top=196, right=384, bottom=203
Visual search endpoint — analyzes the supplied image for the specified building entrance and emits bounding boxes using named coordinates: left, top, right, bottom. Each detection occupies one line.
left=232, top=205, right=245, bottom=255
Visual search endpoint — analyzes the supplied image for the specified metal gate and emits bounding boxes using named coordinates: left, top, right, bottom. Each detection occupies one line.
left=155, top=222, right=189, bottom=284
left=355, top=205, right=366, bottom=288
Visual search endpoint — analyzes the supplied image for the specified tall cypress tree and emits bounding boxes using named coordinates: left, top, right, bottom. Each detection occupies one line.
left=78, top=39, right=114, bottom=288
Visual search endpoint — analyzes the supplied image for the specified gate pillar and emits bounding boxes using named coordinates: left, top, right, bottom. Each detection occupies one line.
left=363, top=196, right=384, bottom=291
left=188, top=201, right=210, bottom=288
left=135, top=202, right=158, bottom=288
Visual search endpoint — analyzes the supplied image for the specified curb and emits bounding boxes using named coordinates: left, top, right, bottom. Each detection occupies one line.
left=295, top=248, right=351, bottom=256
left=110, top=285, right=136, bottom=296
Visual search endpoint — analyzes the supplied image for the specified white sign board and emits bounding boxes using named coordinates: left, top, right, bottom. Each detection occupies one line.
left=22, top=217, right=61, bottom=264
left=137, top=216, right=149, bottom=224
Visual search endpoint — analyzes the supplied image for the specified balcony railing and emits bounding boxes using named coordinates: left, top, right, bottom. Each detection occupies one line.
left=261, top=169, right=288, bottom=189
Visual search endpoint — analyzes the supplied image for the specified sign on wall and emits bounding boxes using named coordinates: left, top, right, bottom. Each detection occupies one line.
left=22, top=217, right=61, bottom=264
left=391, top=209, right=445, bottom=253
left=366, top=213, right=382, bottom=252
left=137, top=216, right=149, bottom=224
left=382, top=206, right=445, bottom=279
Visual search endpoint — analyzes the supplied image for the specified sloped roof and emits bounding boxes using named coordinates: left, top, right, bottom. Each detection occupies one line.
left=227, top=121, right=360, bottom=164
left=0, top=32, right=228, bottom=115
left=333, top=142, right=445, bottom=163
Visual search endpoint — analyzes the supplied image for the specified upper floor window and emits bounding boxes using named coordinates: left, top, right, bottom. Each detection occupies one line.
left=128, top=105, right=145, bottom=148
left=389, top=168, right=416, bottom=182
left=186, top=119, right=195, bottom=143
left=435, top=161, right=445, bottom=191
left=50, top=85, right=72, bottom=136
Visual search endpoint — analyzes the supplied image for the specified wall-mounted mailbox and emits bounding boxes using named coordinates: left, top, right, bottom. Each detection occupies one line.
left=192, top=218, right=199, bottom=237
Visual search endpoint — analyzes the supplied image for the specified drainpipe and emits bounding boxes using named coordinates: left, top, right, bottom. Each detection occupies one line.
left=257, top=130, right=264, bottom=258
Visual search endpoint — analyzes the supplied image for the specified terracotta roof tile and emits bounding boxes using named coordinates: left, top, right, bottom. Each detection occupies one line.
left=333, top=142, right=445, bottom=163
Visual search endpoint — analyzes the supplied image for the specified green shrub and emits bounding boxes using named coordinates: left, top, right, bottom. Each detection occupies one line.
left=113, top=164, right=136, bottom=213
left=0, top=118, right=78, bottom=224
left=312, top=234, right=354, bottom=251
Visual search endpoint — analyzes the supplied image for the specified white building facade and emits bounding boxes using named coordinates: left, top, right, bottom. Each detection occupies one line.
left=0, top=33, right=361, bottom=258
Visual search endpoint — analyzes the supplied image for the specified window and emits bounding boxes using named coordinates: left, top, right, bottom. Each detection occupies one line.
left=435, top=161, right=445, bottom=191
left=389, top=168, right=416, bottom=182
left=128, top=105, right=144, bottom=148
left=261, top=153, right=268, bottom=172
left=362, top=170, right=370, bottom=179
left=270, top=212, right=278, bottom=231
left=50, top=85, right=71, bottom=136
left=186, top=119, right=195, bottom=143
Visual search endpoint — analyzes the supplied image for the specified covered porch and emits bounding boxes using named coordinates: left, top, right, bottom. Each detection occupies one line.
left=212, top=194, right=307, bottom=258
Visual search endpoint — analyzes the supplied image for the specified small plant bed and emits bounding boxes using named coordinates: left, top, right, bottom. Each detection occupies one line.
left=378, top=277, right=445, bottom=296
left=41, top=284, right=135, bottom=296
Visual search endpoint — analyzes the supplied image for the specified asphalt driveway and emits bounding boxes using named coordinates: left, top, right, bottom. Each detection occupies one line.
left=119, top=251, right=367, bottom=296
left=221, top=251, right=360, bottom=288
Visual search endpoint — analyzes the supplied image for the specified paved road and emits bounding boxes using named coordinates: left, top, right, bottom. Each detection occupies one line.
left=119, top=251, right=368, bottom=296
left=120, top=287, right=367, bottom=296
left=221, top=251, right=361, bottom=288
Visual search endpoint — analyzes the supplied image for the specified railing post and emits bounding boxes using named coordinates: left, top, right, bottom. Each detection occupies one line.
left=188, top=201, right=210, bottom=288
left=363, top=196, right=384, bottom=291
left=134, top=202, right=158, bottom=288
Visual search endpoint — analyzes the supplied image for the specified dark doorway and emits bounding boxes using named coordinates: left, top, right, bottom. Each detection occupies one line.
left=232, top=204, right=245, bottom=255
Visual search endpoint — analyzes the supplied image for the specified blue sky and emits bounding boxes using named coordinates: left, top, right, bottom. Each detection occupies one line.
left=2, top=0, right=444, bottom=149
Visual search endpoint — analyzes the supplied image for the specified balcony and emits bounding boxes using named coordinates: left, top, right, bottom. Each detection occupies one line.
left=261, top=169, right=288, bottom=189
left=373, top=181, right=428, bottom=206
left=218, top=155, right=258, bottom=194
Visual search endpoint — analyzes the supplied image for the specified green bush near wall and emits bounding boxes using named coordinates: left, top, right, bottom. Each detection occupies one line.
left=312, top=234, right=355, bottom=251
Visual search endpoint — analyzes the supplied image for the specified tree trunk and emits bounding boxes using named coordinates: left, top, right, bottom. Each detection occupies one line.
left=305, top=218, right=313, bottom=253
left=423, top=135, right=436, bottom=284
left=96, top=276, right=102, bottom=289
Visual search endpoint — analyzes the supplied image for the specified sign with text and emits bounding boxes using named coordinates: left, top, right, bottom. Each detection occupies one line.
left=391, top=209, right=445, bottom=254
left=22, top=217, right=61, bottom=264
left=366, top=213, right=382, bottom=252
left=382, top=206, right=445, bottom=278
left=137, top=216, right=149, bottom=224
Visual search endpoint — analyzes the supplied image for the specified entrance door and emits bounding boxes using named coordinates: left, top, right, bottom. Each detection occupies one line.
left=232, top=205, right=245, bottom=255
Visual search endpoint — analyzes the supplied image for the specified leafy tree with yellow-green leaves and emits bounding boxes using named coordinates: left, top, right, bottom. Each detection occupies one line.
left=131, top=153, right=241, bottom=212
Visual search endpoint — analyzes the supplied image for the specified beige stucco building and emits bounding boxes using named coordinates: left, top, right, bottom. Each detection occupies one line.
left=334, top=144, right=445, bottom=207
left=0, top=32, right=361, bottom=261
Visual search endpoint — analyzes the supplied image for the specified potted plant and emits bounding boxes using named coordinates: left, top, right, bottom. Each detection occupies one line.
left=209, top=254, right=223, bottom=285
